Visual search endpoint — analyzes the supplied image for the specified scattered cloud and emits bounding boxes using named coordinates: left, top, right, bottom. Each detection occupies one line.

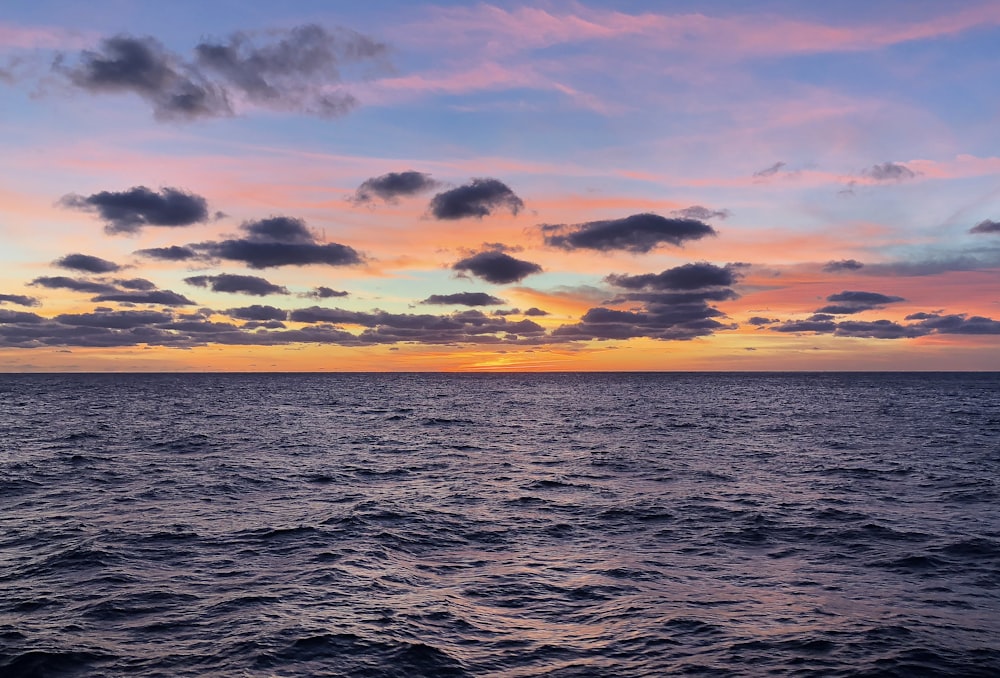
left=553, top=262, right=740, bottom=341
left=225, top=305, right=288, bottom=321
left=189, top=216, right=363, bottom=269
left=134, top=245, right=200, bottom=261
left=91, top=289, right=195, bottom=306
left=303, top=286, right=349, bottom=299
left=54, top=253, right=121, bottom=273
left=753, top=161, right=786, bottom=178
left=115, top=278, right=157, bottom=291
left=30, top=276, right=118, bottom=294
left=862, top=161, right=917, bottom=181
left=421, top=292, right=505, bottom=306
left=452, top=249, right=542, bottom=284
left=351, top=170, right=440, bottom=204
left=815, top=290, right=905, bottom=315
left=541, top=213, right=716, bottom=253
left=672, top=205, right=731, bottom=221
left=60, top=186, right=210, bottom=235
left=55, top=25, right=388, bottom=121
left=184, top=273, right=289, bottom=296
left=823, top=259, right=865, bottom=272
left=428, top=178, right=524, bottom=219
left=747, top=316, right=778, bottom=326
left=771, top=312, right=1000, bottom=338
left=0, top=294, right=40, bottom=307
left=970, top=219, right=1000, bottom=235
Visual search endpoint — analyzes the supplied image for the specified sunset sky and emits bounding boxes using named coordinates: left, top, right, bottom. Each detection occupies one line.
left=2, top=0, right=999, bottom=371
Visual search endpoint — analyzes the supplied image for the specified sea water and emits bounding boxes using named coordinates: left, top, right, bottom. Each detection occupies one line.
left=1, top=373, right=998, bottom=676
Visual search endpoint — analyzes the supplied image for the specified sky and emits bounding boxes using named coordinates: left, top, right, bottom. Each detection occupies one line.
left=1, top=0, right=999, bottom=372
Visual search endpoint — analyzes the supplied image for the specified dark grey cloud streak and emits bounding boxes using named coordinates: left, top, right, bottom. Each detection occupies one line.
left=421, top=292, right=505, bottom=307
left=135, top=245, right=200, bottom=261
left=190, top=216, right=363, bottom=269
left=815, top=290, right=905, bottom=315
left=0, top=294, right=40, bottom=307
left=55, top=25, right=388, bottom=121
left=823, top=259, right=865, bottom=273
left=429, top=179, right=524, bottom=219
left=772, top=311, right=1000, bottom=338
left=553, top=262, right=741, bottom=341
left=863, top=162, right=917, bottom=181
left=351, top=171, right=440, bottom=204
left=970, top=219, right=1000, bottom=234
left=452, top=250, right=542, bottom=284
left=60, top=186, right=209, bottom=234
left=541, top=213, right=716, bottom=253
left=185, top=273, right=289, bottom=296
left=54, top=253, right=122, bottom=273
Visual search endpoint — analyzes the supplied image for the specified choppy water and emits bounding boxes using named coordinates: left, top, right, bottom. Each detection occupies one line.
left=1, top=372, right=999, bottom=677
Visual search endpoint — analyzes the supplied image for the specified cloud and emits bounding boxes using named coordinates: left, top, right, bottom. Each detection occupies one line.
left=60, top=186, right=210, bottom=235
left=770, top=311, right=1000, bottom=338
left=815, top=290, right=905, bottom=315
left=189, top=216, right=363, bottom=269
left=452, top=250, right=543, bottom=284
left=909, top=313, right=1000, bottom=335
left=134, top=245, right=200, bottom=261
left=753, top=161, right=786, bottom=178
left=55, top=35, right=230, bottom=120
left=747, top=316, right=778, bottom=326
left=605, top=262, right=740, bottom=290
left=863, top=161, right=917, bottom=181
left=0, top=309, right=44, bottom=324
left=970, top=219, right=1000, bottom=235
left=524, top=307, right=549, bottom=316
left=115, top=278, right=157, bottom=291
left=184, top=273, right=289, bottom=296
left=351, top=170, right=440, bottom=204
left=225, top=305, right=288, bottom=321
left=553, top=261, right=740, bottom=341
left=56, top=25, right=388, bottom=121
left=30, top=276, right=119, bottom=294
left=823, top=259, right=865, bottom=272
left=541, top=213, right=716, bottom=253
left=428, top=178, right=524, bottom=219
left=420, top=292, right=505, bottom=306
left=91, top=290, right=195, bottom=306
left=672, top=205, right=731, bottom=220
left=303, top=286, right=349, bottom=299
left=54, top=253, right=122, bottom=273
left=54, top=310, right=174, bottom=329
left=0, top=294, right=40, bottom=307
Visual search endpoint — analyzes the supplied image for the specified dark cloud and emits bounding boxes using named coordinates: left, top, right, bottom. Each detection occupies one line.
left=57, top=25, right=387, bottom=121
left=351, top=171, right=440, bottom=204
left=189, top=216, right=363, bottom=269
left=242, top=320, right=287, bottom=330
left=0, top=294, right=40, bottom=307
left=970, top=219, right=1000, bottom=235
left=909, top=313, right=1000, bottom=335
left=833, top=319, right=921, bottom=339
left=54, top=310, right=173, bottom=329
left=30, top=276, right=119, bottom=294
left=91, top=290, right=195, bottom=306
left=429, top=179, right=524, bottom=220
left=0, top=309, right=44, bottom=324
left=185, top=273, right=289, bottom=296
left=770, top=311, right=1000, bottom=339
left=553, top=261, right=741, bottom=342
left=241, top=216, right=315, bottom=243
left=747, top=316, right=778, bottom=326
left=54, top=253, right=122, bottom=273
left=421, top=292, right=505, bottom=306
left=60, top=186, right=209, bottom=234
left=524, top=307, right=549, bottom=317
left=55, top=35, right=230, bottom=120
left=225, top=305, right=288, bottom=321
left=134, top=245, right=200, bottom=261
left=753, top=161, right=786, bottom=178
left=863, top=162, right=917, bottom=181
left=771, top=319, right=838, bottom=334
left=672, top=205, right=731, bottom=220
left=452, top=250, right=542, bottom=284
left=816, top=290, right=905, bottom=315
left=304, top=286, right=349, bottom=299
left=823, top=259, right=865, bottom=273
left=193, top=24, right=385, bottom=118
left=606, top=263, right=739, bottom=290
left=541, top=213, right=716, bottom=253
left=115, top=278, right=157, bottom=291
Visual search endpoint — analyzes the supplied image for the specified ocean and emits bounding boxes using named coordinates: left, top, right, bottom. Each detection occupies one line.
left=1, top=372, right=998, bottom=677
